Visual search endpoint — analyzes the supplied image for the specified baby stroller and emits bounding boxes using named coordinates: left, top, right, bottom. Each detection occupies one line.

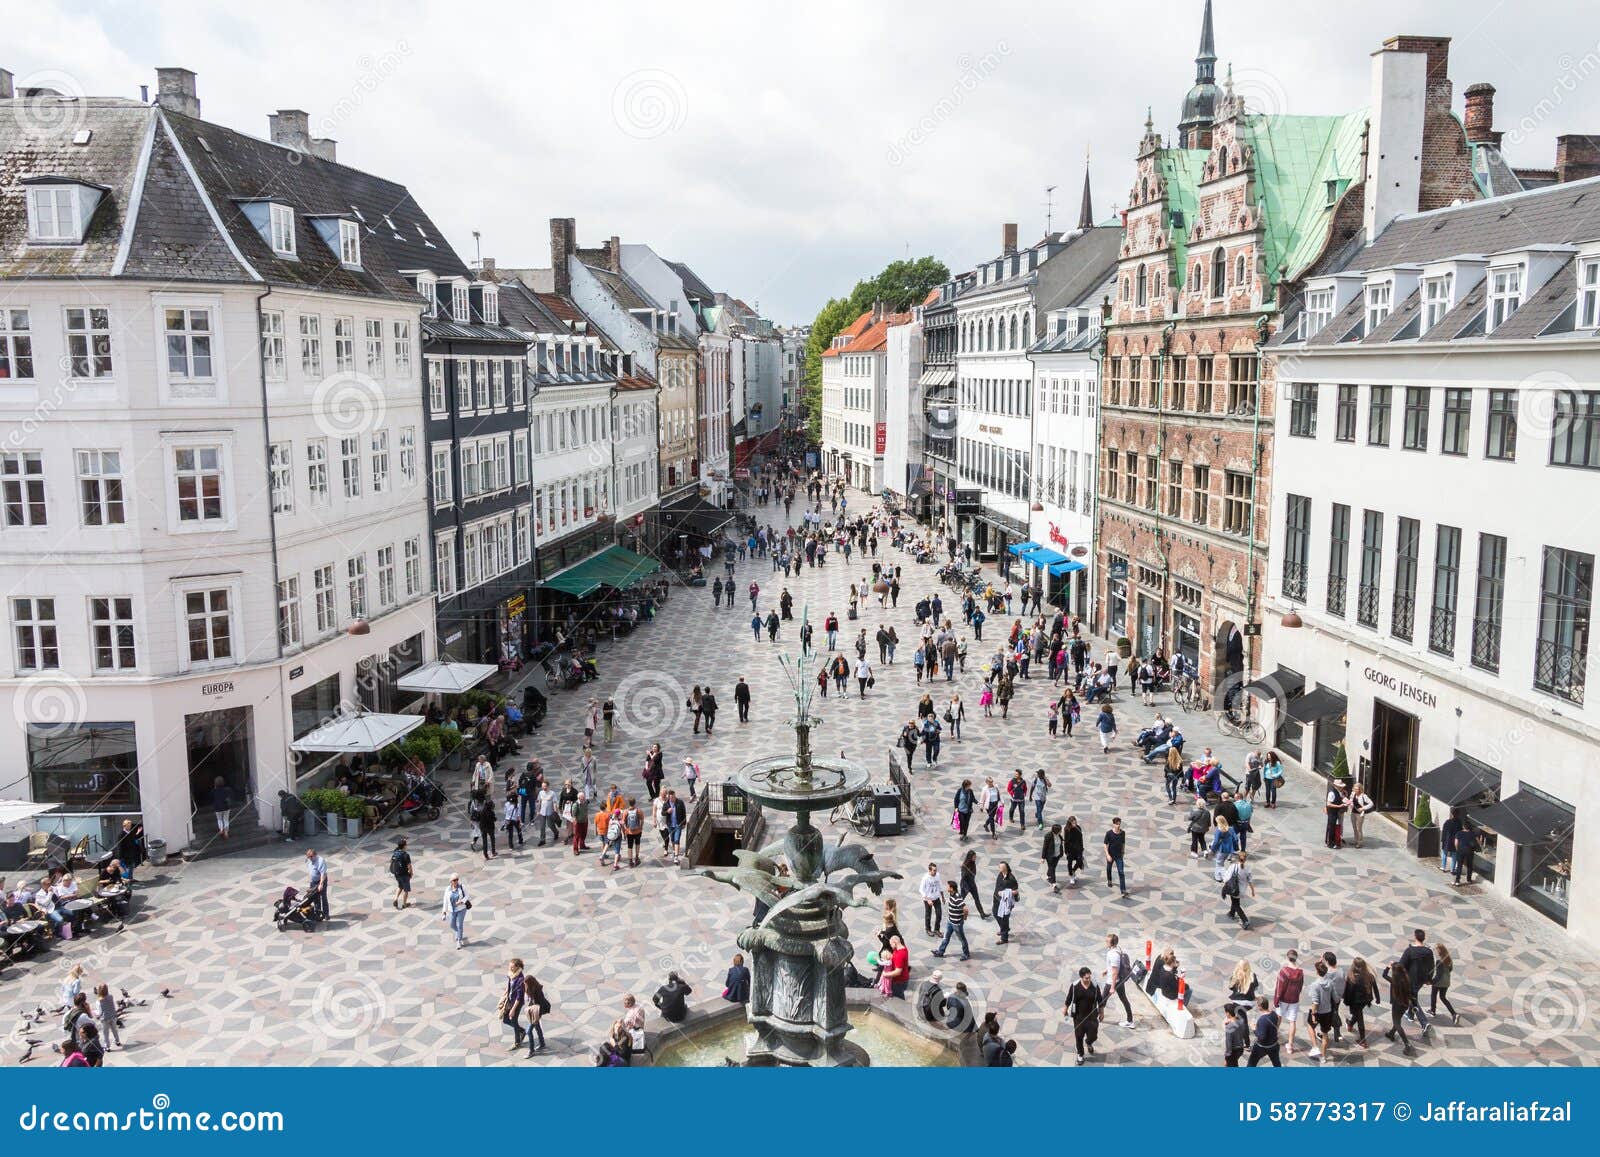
left=274, top=886, right=318, bottom=932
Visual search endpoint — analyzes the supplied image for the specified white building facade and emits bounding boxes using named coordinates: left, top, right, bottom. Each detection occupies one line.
left=882, top=311, right=924, bottom=502
left=1263, top=179, right=1600, bottom=948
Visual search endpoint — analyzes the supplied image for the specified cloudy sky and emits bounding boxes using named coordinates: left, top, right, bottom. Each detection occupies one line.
left=9, top=0, right=1594, bottom=322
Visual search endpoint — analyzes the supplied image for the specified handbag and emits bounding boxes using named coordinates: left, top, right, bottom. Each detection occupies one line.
left=867, top=675, right=876, bottom=688
left=943, top=710, right=954, bottom=724
left=464, top=899, right=473, bottom=910
left=950, top=810, right=961, bottom=832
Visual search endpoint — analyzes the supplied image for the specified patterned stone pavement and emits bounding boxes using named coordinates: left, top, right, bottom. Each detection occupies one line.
left=5, top=484, right=1598, bottom=1068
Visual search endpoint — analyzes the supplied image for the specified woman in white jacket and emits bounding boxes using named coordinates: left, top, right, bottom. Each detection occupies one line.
left=442, top=875, right=470, bottom=949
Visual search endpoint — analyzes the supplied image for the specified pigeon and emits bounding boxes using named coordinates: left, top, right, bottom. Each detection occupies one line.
left=23, top=1037, right=42, bottom=1046
left=49, top=1005, right=64, bottom=1015
left=120, top=988, right=130, bottom=1000
left=159, top=988, right=172, bottom=999
left=18, top=1046, right=35, bottom=1064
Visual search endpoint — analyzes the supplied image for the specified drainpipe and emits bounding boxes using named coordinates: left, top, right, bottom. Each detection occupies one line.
left=1089, top=297, right=1109, bottom=633
left=1153, top=319, right=1176, bottom=652
left=253, top=284, right=280, bottom=846
left=1243, top=311, right=1271, bottom=678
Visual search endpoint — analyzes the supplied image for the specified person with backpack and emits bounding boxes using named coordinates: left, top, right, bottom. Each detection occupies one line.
left=390, top=838, right=413, bottom=909
left=1220, top=851, right=1255, bottom=929
left=621, top=798, right=645, bottom=868
left=1103, top=933, right=1135, bottom=1028
left=596, top=802, right=624, bottom=872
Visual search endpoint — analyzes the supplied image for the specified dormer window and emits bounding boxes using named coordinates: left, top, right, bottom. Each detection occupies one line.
left=1365, top=282, right=1392, bottom=335
left=269, top=203, right=296, bottom=256
left=451, top=282, right=470, bottom=323
left=1302, top=286, right=1335, bottom=339
left=1578, top=258, right=1599, bottom=329
left=482, top=285, right=499, bottom=326
left=415, top=272, right=437, bottom=318
left=338, top=219, right=361, bottom=268
left=24, top=180, right=105, bottom=245
left=1421, top=273, right=1453, bottom=330
left=1488, top=265, right=1523, bottom=331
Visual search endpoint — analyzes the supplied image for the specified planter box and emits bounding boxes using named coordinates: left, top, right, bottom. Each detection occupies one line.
left=343, top=815, right=363, bottom=837
left=1406, top=822, right=1440, bottom=861
left=302, top=812, right=319, bottom=838
left=323, top=811, right=342, bottom=834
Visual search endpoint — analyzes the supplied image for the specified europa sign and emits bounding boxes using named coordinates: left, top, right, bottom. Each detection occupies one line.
left=1363, top=666, right=1439, bottom=709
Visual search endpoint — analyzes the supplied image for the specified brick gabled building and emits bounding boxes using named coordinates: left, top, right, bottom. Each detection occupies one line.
left=1095, top=5, right=1480, bottom=699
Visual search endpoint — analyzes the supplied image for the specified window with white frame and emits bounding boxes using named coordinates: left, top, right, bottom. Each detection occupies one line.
left=510, top=360, right=524, bottom=406
left=483, top=285, right=500, bottom=324
left=403, top=536, right=422, bottom=597
left=269, top=442, right=293, bottom=514
left=474, top=360, right=490, bottom=410
left=339, top=219, right=362, bottom=268
left=182, top=588, right=234, bottom=666
left=260, top=310, right=286, bottom=379
left=431, top=444, right=452, bottom=505
left=493, top=437, right=510, bottom=491
left=1, top=309, right=35, bottom=380
left=340, top=437, right=361, bottom=499
left=417, top=273, right=437, bottom=318
left=428, top=359, right=446, bottom=413
left=451, top=282, right=470, bottom=323
left=456, top=361, right=472, bottom=412
left=276, top=577, right=301, bottom=649
left=332, top=317, right=355, bottom=372
left=513, top=430, right=528, bottom=486
left=163, top=307, right=213, bottom=379
left=313, top=565, right=336, bottom=633
left=84, top=595, right=137, bottom=671
left=376, top=545, right=396, bottom=608
left=463, top=526, right=481, bottom=588
left=347, top=555, right=368, bottom=620
left=65, top=307, right=113, bottom=378
left=11, top=597, right=58, bottom=670
left=364, top=319, right=385, bottom=376
left=306, top=439, right=329, bottom=505
left=26, top=185, right=82, bottom=242
left=370, top=430, right=390, bottom=494
left=299, top=315, right=322, bottom=377
left=1422, top=274, right=1453, bottom=331
left=75, top=449, right=124, bottom=526
left=173, top=446, right=224, bottom=523
left=269, top=203, right=296, bottom=256
left=1488, top=265, right=1523, bottom=331
left=514, top=509, right=529, bottom=563
left=1364, top=283, right=1391, bottom=335
left=492, top=360, right=506, bottom=407
left=435, top=531, right=456, bottom=596
left=399, top=427, right=416, bottom=485
left=460, top=442, right=479, bottom=498
left=1579, top=258, right=1599, bottom=329
left=1301, top=287, right=1334, bottom=338
left=393, top=320, right=412, bottom=376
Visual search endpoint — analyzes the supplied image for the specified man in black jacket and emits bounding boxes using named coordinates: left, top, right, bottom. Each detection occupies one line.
left=1399, top=929, right=1435, bottom=1032
left=699, top=689, right=718, bottom=736
left=734, top=677, right=751, bottom=723
left=1064, top=967, right=1101, bottom=1065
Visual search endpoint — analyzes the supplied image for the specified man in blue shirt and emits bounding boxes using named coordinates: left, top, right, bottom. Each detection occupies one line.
left=305, top=849, right=329, bottom=921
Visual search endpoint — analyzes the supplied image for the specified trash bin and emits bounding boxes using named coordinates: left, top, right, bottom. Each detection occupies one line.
left=147, top=838, right=168, bottom=866
left=871, top=787, right=902, bottom=837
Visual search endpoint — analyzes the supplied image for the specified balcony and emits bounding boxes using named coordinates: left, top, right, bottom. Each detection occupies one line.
left=1356, top=583, right=1380, bottom=629
left=1325, top=576, right=1347, bottom=618
left=1427, top=606, right=1456, bottom=656
left=1391, top=593, right=1415, bottom=642
left=1282, top=561, right=1308, bottom=603
left=1470, top=616, right=1501, bottom=673
left=1534, top=637, right=1587, bottom=705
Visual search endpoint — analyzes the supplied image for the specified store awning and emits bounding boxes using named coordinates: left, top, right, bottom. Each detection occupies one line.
left=1243, top=666, right=1307, bottom=701
left=396, top=660, right=498, bottom=695
left=1410, top=757, right=1502, bottom=807
left=1006, top=541, right=1042, bottom=556
left=1473, top=791, right=1576, bottom=845
left=1283, top=685, right=1347, bottom=724
left=909, top=477, right=933, bottom=497
left=542, top=545, right=663, bottom=598
left=541, top=563, right=605, bottom=599
left=1048, top=560, right=1087, bottom=577
left=918, top=367, right=955, bottom=387
left=1022, top=546, right=1068, bottom=567
left=0, top=799, right=60, bottom=826
left=290, top=711, right=423, bottom=754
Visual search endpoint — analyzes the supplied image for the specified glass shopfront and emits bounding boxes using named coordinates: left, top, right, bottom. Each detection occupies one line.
left=26, top=721, right=141, bottom=854
left=1513, top=786, right=1575, bottom=927
left=291, top=674, right=341, bottom=784
left=1106, top=555, right=1128, bottom=638
left=1173, top=610, right=1200, bottom=671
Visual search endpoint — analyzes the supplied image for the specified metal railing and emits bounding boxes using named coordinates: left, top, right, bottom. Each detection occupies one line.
left=1534, top=638, right=1587, bottom=706
left=1282, top=561, right=1308, bottom=603
left=1470, top=616, right=1502, bottom=673
left=1391, top=592, right=1416, bottom=642
left=1325, top=576, right=1347, bottom=618
left=1356, top=583, right=1381, bottom=628
left=1427, top=606, right=1456, bottom=656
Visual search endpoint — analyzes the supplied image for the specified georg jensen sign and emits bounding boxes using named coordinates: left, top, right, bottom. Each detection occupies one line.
left=1363, top=666, right=1438, bottom=709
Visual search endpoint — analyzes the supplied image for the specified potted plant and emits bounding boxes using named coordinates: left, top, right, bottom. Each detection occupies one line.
left=1406, top=793, right=1439, bottom=860
left=438, top=725, right=465, bottom=770
left=1115, top=635, right=1133, bottom=660
left=1330, top=742, right=1354, bottom=791
left=342, top=794, right=366, bottom=837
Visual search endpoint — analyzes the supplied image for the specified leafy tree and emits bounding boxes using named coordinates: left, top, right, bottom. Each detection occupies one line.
left=799, top=256, right=948, bottom=440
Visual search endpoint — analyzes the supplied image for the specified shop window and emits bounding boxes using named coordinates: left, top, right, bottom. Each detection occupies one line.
left=27, top=721, right=140, bottom=811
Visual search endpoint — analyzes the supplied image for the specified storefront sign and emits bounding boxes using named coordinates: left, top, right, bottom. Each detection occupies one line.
left=288, top=665, right=304, bottom=681
left=874, top=422, right=886, bottom=454
left=1363, top=666, right=1439, bottom=709
left=1108, top=559, right=1128, bottom=579
left=506, top=594, right=526, bottom=621
left=444, top=631, right=464, bottom=645
left=978, top=424, right=1002, bottom=435
left=201, top=680, right=235, bottom=697
left=1047, top=522, right=1070, bottom=548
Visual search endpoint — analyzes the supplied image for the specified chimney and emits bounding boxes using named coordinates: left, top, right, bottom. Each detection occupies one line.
left=549, top=218, right=576, bottom=296
left=269, top=109, right=311, bottom=153
left=0, top=69, right=13, bottom=101
left=1557, top=135, right=1600, bottom=184
left=1002, top=222, right=1018, bottom=255
left=1363, top=42, right=1428, bottom=240
left=1463, top=82, right=1500, bottom=146
left=479, top=257, right=497, bottom=281
left=309, top=137, right=337, bottom=163
left=607, top=235, right=622, bottom=273
left=154, top=67, right=199, bottom=118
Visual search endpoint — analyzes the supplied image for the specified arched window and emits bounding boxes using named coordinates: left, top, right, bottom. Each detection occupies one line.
left=1211, top=247, right=1227, bottom=298
left=1236, top=254, right=1247, bottom=286
left=986, top=317, right=995, bottom=350
left=1192, top=261, right=1203, bottom=291
left=1009, top=314, right=1019, bottom=348
left=1022, top=313, right=1031, bottom=346
left=1136, top=264, right=1148, bottom=307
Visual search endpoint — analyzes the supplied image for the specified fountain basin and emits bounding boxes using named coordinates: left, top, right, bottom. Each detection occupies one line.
left=651, top=999, right=965, bottom=1067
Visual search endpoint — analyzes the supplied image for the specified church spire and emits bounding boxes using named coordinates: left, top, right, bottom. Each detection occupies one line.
left=1177, top=0, right=1222, bottom=149
left=1196, top=0, right=1216, bottom=84
left=1077, top=149, right=1094, bottom=231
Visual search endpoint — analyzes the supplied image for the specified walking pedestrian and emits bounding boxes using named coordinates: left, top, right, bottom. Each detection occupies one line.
left=1103, top=933, right=1136, bottom=1027
left=1381, top=960, right=1420, bottom=1056
left=946, top=694, right=963, bottom=741
left=602, top=697, right=616, bottom=743
left=94, top=983, right=121, bottom=1050
left=304, top=848, right=330, bottom=921
left=1041, top=823, right=1065, bottom=891
left=980, top=777, right=1002, bottom=839
left=1344, top=957, right=1378, bottom=1048
left=1273, top=949, right=1305, bottom=1056
left=1063, top=816, right=1085, bottom=887
left=1006, top=770, right=1028, bottom=831
left=501, top=959, right=528, bottom=1049
left=958, top=849, right=988, bottom=918
left=734, top=677, right=751, bottom=723
left=390, top=838, right=413, bottom=909
left=931, top=881, right=971, bottom=961
left=992, top=863, right=1019, bottom=944
left=1429, top=944, right=1460, bottom=1024
left=1246, top=997, right=1282, bottom=1067
left=1064, top=967, right=1101, bottom=1065
left=665, top=789, right=686, bottom=864
left=504, top=793, right=524, bottom=850
left=855, top=657, right=873, bottom=698
left=919, top=863, right=944, bottom=936
left=472, top=790, right=498, bottom=860
left=953, top=780, right=976, bottom=841
left=1262, top=751, right=1284, bottom=808
left=1103, top=817, right=1127, bottom=896
left=1223, top=1005, right=1248, bottom=1066
left=1399, top=929, right=1435, bottom=1034
left=1307, top=959, right=1338, bottom=1063
left=442, top=874, right=470, bottom=948
left=1348, top=781, right=1374, bottom=847
left=1220, top=851, right=1255, bottom=929
left=1095, top=703, right=1118, bottom=752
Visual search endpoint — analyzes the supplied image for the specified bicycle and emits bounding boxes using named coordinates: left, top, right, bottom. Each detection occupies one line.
left=1172, top=674, right=1201, bottom=712
left=828, top=788, right=876, bottom=836
left=1215, top=707, right=1266, bottom=746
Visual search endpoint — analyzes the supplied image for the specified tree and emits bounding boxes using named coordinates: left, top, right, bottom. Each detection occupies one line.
left=799, top=256, right=949, bottom=441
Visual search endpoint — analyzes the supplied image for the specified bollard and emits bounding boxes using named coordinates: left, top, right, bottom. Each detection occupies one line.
left=1145, top=939, right=1153, bottom=970
left=1177, top=976, right=1187, bottom=1011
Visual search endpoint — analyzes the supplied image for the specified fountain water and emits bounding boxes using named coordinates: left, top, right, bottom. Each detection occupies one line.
left=696, top=611, right=899, bottom=1066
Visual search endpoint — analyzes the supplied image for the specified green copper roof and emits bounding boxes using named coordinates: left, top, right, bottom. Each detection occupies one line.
left=1158, top=148, right=1208, bottom=289
left=1237, top=111, right=1367, bottom=286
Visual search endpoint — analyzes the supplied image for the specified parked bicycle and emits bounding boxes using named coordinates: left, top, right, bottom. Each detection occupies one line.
left=1172, top=674, right=1202, bottom=712
left=1215, top=705, right=1266, bottom=745
left=828, top=788, right=876, bottom=836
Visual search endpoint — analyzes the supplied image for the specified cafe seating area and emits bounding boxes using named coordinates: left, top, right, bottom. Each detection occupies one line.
left=1, top=860, right=133, bottom=970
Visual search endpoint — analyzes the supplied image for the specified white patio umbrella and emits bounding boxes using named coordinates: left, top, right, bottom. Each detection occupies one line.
left=0, top=799, right=60, bottom=826
left=395, top=660, right=498, bottom=695
left=289, top=710, right=424, bottom=754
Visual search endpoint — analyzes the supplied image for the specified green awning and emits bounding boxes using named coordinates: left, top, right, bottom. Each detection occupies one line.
left=540, top=546, right=661, bottom=598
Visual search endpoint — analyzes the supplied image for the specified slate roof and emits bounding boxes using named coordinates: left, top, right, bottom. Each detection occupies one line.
left=1282, top=175, right=1600, bottom=349
left=586, top=261, right=697, bottom=350
left=667, top=259, right=716, bottom=303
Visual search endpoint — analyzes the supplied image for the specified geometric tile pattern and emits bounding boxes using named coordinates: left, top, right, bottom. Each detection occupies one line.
left=4, top=487, right=1596, bottom=1066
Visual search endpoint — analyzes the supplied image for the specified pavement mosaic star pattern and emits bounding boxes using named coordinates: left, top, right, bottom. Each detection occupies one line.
left=5, top=487, right=1599, bottom=1068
